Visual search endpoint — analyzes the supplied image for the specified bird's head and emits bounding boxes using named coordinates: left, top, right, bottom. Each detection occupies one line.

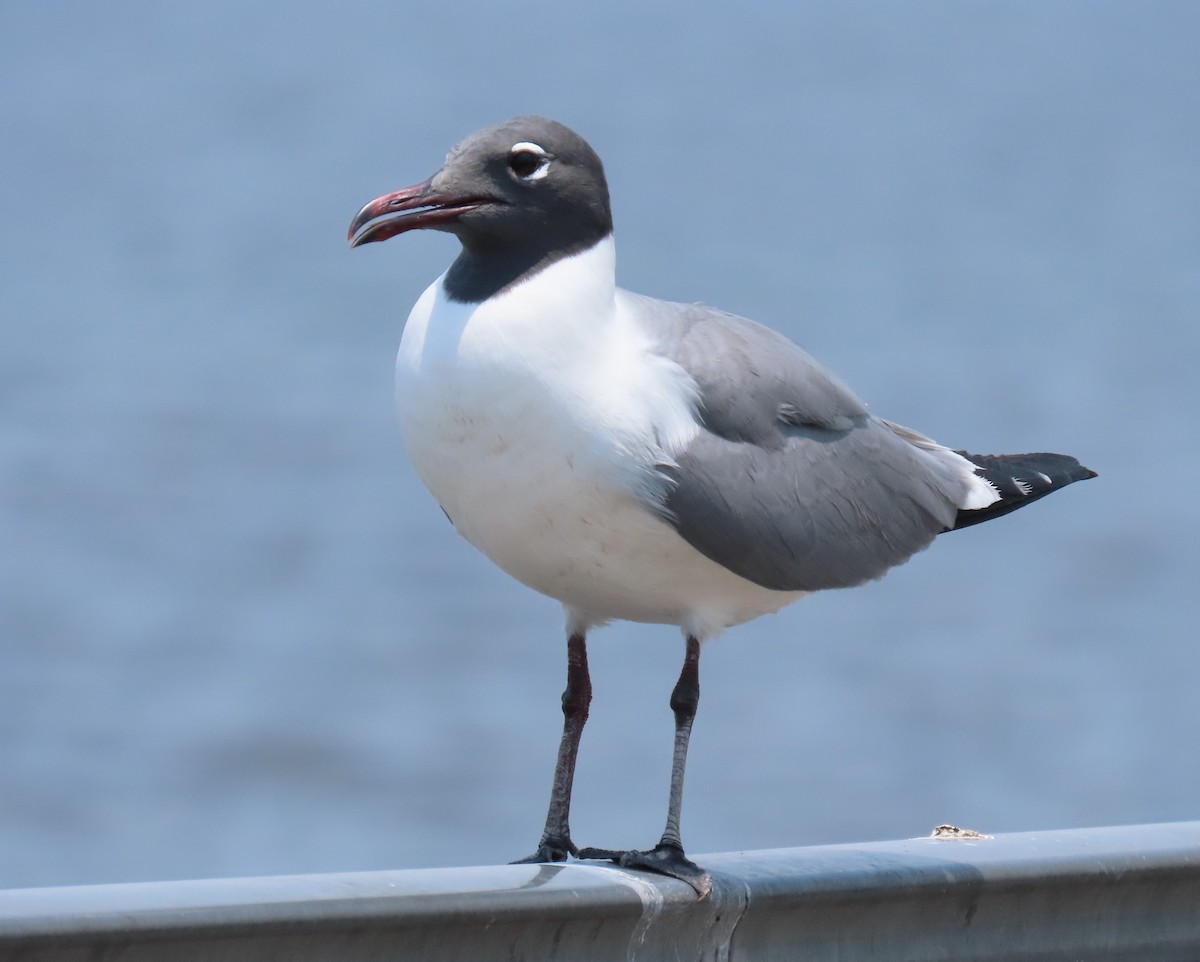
left=347, top=116, right=613, bottom=257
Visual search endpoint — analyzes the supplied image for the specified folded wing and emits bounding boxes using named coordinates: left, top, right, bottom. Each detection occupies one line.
left=628, top=294, right=1091, bottom=592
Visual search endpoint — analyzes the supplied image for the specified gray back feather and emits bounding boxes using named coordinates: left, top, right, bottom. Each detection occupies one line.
left=625, top=293, right=964, bottom=592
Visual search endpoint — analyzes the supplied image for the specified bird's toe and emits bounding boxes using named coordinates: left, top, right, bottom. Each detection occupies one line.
left=577, top=843, right=712, bottom=898
left=510, top=837, right=577, bottom=864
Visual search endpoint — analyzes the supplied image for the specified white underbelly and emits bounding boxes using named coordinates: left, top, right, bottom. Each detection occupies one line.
left=397, top=372, right=803, bottom=636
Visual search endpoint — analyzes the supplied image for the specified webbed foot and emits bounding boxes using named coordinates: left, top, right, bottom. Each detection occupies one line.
left=577, top=842, right=712, bottom=898
left=511, top=836, right=577, bottom=864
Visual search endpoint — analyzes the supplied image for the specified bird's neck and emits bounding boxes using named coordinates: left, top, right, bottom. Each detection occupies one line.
left=426, top=235, right=620, bottom=365
left=443, top=231, right=615, bottom=304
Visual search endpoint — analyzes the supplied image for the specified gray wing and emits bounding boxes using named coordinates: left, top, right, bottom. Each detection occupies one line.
left=622, top=291, right=974, bottom=592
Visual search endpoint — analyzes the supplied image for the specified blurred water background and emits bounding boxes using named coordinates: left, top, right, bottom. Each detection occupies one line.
left=2, top=1, right=1197, bottom=890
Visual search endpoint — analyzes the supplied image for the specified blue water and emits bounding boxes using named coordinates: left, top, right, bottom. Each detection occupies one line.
left=2, top=1, right=1197, bottom=889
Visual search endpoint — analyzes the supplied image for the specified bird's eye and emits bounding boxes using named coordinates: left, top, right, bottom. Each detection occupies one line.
left=508, top=142, right=549, bottom=180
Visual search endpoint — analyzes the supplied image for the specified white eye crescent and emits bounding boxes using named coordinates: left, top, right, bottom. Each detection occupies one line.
left=508, top=142, right=551, bottom=181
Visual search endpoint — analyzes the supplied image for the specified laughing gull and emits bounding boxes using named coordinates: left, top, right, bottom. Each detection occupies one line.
left=348, top=116, right=1095, bottom=896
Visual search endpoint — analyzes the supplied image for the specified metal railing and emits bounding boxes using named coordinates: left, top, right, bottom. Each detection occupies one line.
left=3, top=821, right=1199, bottom=961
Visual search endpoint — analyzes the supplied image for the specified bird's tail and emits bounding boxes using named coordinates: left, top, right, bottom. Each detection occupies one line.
left=950, top=451, right=1096, bottom=531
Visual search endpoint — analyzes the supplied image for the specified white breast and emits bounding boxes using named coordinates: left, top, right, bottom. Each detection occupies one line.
left=395, top=238, right=804, bottom=638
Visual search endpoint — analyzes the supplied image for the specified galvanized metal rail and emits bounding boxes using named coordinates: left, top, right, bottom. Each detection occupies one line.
left=2, top=821, right=1199, bottom=961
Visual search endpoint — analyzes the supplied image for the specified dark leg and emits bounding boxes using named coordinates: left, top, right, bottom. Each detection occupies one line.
left=579, top=636, right=712, bottom=898
left=512, top=632, right=591, bottom=863
left=660, top=633, right=701, bottom=851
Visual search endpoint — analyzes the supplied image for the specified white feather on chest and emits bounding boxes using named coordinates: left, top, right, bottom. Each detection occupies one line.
left=394, top=238, right=803, bottom=635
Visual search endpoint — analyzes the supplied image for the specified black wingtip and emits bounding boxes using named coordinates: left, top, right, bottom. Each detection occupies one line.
left=949, top=451, right=1095, bottom=531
